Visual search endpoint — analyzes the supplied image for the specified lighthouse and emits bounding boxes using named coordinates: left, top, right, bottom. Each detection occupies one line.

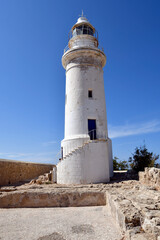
left=57, top=15, right=113, bottom=184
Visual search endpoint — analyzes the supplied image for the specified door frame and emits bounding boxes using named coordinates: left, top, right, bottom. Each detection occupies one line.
left=88, top=119, right=97, bottom=140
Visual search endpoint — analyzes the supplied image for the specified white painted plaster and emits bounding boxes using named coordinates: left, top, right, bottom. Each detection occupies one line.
left=57, top=17, right=113, bottom=184
left=57, top=141, right=111, bottom=184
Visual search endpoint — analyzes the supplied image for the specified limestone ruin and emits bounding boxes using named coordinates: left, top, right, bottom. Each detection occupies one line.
left=0, top=167, right=160, bottom=239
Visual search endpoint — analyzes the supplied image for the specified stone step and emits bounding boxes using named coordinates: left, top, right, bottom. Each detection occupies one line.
left=63, top=141, right=90, bottom=159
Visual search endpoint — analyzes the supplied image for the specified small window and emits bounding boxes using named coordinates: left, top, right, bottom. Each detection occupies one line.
left=88, top=90, right=92, bottom=98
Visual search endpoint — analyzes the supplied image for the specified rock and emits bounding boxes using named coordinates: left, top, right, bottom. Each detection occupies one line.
left=0, top=187, right=17, bottom=192
left=139, top=167, right=160, bottom=190
left=29, top=179, right=36, bottom=184
left=29, top=172, right=53, bottom=185
left=36, top=179, right=42, bottom=184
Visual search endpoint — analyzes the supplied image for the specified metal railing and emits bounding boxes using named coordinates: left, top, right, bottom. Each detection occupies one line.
left=58, top=129, right=108, bottom=160
left=53, top=150, right=61, bottom=162
left=64, top=43, right=104, bottom=53
left=88, top=129, right=108, bottom=140
left=63, top=137, right=89, bottom=158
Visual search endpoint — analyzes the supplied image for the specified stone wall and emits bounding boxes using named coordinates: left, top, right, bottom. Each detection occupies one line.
left=0, top=159, right=55, bottom=186
left=139, top=167, right=160, bottom=190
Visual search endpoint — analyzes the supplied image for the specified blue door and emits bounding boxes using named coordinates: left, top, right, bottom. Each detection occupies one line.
left=88, top=119, right=96, bottom=140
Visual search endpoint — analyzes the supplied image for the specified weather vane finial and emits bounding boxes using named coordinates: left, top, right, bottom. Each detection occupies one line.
left=79, top=10, right=85, bottom=18
left=82, top=9, right=84, bottom=17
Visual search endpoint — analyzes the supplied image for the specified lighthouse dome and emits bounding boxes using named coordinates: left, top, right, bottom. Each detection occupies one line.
left=77, top=16, right=88, bottom=24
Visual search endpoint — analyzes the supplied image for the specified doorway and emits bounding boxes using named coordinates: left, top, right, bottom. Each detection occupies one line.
left=88, top=119, right=96, bottom=140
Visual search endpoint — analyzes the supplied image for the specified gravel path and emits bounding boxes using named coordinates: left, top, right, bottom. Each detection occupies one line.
left=0, top=206, right=122, bottom=240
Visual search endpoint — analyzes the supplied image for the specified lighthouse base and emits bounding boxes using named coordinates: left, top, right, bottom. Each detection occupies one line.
left=57, top=139, right=113, bottom=184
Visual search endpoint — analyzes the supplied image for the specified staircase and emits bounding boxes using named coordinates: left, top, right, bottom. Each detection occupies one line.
left=57, top=137, right=110, bottom=184
left=62, top=138, right=107, bottom=161
left=60, top=129, right=108, bottom=161
left=63, top=140, right=91, bottom=160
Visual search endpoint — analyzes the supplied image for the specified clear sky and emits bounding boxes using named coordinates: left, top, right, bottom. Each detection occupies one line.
left=0, top=0, right=160, bottom=164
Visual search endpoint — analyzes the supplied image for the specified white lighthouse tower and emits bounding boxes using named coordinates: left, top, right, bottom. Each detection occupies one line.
left=57, top=15, right=113, bottom=184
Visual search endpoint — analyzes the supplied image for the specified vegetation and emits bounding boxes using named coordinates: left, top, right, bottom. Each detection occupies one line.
left=113, top=157, right=128, bottom=170
left=129, top=145, right=159, bottom=173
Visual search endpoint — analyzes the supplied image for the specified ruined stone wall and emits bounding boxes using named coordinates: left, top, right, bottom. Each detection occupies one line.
left=0, top=159, right=54, bottom=186
left=139, top=167, right=160, bottom=190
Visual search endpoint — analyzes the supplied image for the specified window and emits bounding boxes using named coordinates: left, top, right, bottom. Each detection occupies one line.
left=88, top=90, right=92, bottom=98
left=73, top=25, right=94, bottom=37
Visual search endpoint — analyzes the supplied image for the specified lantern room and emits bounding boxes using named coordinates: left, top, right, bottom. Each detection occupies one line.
left=68, top=16, right=99, bottom=49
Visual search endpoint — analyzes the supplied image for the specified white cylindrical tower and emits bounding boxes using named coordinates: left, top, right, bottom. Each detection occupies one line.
left=57, top=16, right=113, bottom=184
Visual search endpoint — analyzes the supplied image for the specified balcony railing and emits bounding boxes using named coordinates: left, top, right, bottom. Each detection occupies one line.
left=64, top=43, right=104, bottom=53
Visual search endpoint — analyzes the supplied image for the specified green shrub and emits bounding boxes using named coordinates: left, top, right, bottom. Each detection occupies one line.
left=129, top=145, right=159, bottom=172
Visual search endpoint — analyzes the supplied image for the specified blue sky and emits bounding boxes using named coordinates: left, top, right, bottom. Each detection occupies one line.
left=0, top=0, right=160, bottom=164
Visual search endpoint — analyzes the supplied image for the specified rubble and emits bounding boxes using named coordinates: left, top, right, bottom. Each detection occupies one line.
left=29, top=171, right=53, bottom=185
left=139, top=167, right=160, bottom=190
